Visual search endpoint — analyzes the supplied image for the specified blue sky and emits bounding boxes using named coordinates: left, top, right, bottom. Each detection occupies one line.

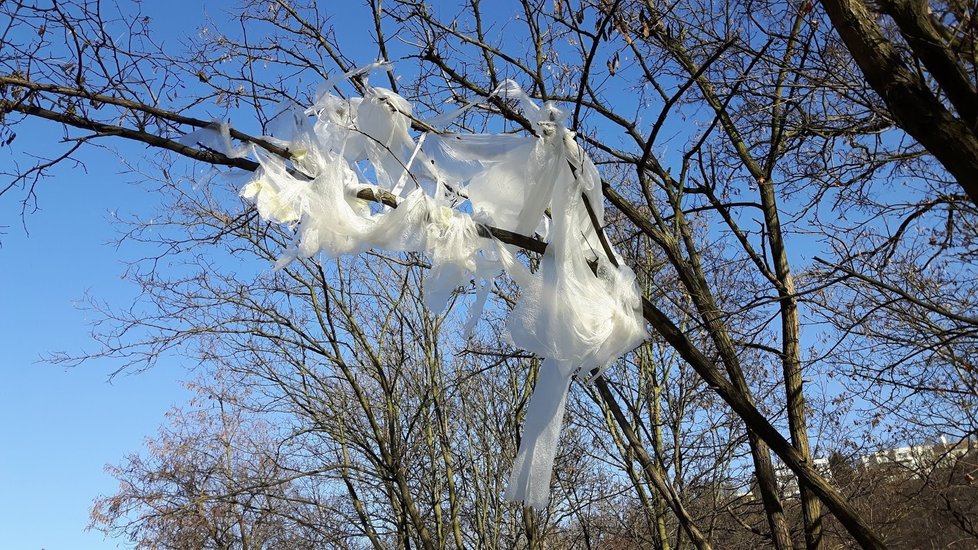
left=0, top=140, right=192, bottom=548
left=0, top=4, right=216, bottom=548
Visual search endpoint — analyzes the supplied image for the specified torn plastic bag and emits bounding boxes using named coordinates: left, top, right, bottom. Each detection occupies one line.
left=232, top=66, right=647, bottom=512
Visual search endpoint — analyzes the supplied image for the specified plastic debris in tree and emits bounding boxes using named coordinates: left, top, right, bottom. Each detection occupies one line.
left=225, top=63, right=647, bottom=510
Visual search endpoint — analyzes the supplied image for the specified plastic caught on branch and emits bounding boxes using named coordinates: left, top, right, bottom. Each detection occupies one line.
left=228, top=62, right=647, bottom=511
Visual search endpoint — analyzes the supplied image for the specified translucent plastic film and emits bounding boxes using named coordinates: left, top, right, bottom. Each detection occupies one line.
left=227, top=63, right=647, bottom=510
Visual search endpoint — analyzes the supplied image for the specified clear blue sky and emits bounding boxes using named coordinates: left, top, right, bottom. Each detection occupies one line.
left=0, top=4, right=219, bottom=548
left=0, top=137, right=192, bottom=548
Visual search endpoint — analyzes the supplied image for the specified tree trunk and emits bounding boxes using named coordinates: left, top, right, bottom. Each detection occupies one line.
left=758, top=178, right=823, bottom=550
left=820, top=0, right=978, bottom=207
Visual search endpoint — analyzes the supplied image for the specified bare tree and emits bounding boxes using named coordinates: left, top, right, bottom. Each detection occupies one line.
left=90, top=375, right=344, bottom=549
left=6, top=1, right=978, bottom=549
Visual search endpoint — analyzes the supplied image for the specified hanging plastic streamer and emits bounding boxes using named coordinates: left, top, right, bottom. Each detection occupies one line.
left=227, top=63, right=647, bottom=510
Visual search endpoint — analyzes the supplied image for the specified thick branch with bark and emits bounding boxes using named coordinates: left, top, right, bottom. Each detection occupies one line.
left=820, top=0, right=978, bottom=206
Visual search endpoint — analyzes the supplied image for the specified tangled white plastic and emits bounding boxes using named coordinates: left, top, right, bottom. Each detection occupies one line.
left=187, top=63, right=647, bottom=510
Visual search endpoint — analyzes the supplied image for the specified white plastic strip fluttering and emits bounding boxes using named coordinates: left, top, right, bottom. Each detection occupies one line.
left=225, top=64, right=647, bottom=510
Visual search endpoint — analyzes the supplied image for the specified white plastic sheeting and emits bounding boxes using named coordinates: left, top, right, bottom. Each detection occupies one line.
left=227, top=64, right=647, bottom=510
